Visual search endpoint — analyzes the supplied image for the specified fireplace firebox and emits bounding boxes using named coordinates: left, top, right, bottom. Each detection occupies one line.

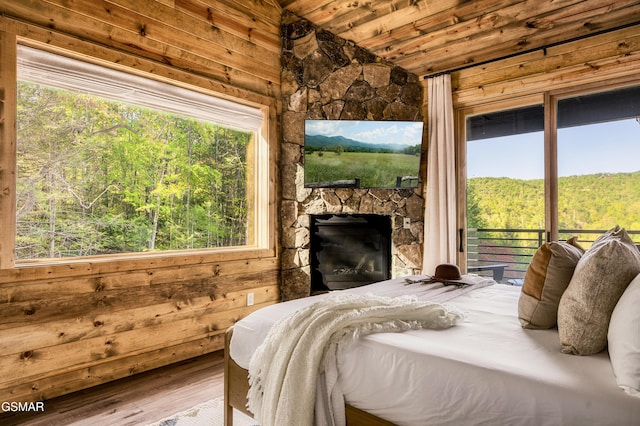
left=310, top=214, right=391, bottom=292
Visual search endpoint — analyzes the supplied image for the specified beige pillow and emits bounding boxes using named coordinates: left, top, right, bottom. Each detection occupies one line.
left=558, top=226, right=640, bottom=355
left=518, top=237, right=584, bottom=329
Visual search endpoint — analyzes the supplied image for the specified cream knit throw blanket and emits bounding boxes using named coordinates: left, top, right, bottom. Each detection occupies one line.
left=247, top=292, right=465, bottom=426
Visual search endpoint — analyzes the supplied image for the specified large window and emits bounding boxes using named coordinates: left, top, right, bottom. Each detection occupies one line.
left=14, top=45, right=268, bottom=260
left=466, top=104, right=545, bottom=230
left=556, top=86, right=640, bottom=238
left=460, top=82, right=640, bottom=281
left=464, top=103, right=545, bottom=280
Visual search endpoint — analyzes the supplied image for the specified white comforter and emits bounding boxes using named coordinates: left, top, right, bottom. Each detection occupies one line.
left=230, top=276, right=640, bottom=425
left=247, top=292, right=466, bottom=426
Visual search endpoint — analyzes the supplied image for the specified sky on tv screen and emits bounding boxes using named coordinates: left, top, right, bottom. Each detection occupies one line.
left=305, top=120, right=423, bottom=147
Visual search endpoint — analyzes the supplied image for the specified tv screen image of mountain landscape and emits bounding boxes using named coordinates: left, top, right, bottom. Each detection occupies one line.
left=304, top=120, right=423, bottom=189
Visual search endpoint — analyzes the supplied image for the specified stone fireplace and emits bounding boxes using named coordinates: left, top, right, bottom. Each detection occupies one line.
left=279, top=12, right=425, bottom=301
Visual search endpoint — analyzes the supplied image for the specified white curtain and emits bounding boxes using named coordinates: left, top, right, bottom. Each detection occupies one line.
left=17, top=45, right=263, bottom=132
left=423, top=74, right=457, bottom=274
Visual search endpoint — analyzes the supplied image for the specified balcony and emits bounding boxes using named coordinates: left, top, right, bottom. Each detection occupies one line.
left=467, top=228, right=640, bottom=283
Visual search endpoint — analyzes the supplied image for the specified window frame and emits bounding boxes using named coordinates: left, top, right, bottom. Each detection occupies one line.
left=545, top=77, right=640, bottom=242
left=456, top=76, right=640, bottom=269
left=455, top=95, right=543, bottom=269
left=0, top=35, right=276, bottom=270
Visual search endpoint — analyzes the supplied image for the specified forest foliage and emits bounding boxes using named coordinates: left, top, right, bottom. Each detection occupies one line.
left=16, top=81, right=251, bottom=260
left=468, top=172, right=640, bottom=232
left=468, top=172, right=640, bottom=278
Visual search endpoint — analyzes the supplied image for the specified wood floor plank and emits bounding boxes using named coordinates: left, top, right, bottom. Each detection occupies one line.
left=0, top=351, right=225, bottom=426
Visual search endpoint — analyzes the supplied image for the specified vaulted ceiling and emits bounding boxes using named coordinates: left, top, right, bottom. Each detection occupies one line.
left=278, top=0, right=640, bottom=78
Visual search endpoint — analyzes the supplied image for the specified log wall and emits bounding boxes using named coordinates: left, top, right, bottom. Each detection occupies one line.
left=0, top=0, right=281, bottom=403
left=451, top=23, right=640, bottom=107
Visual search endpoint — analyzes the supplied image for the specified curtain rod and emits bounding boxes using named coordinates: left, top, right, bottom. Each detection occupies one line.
left=423, top=21, right=640, bottom=79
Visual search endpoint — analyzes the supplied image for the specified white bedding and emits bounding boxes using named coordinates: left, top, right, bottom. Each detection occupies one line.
left=230, top=276, right=640, bottom=425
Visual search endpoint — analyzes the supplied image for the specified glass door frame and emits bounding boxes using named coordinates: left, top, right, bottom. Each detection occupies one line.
left=546, top=76, right=640, bottom=243
left=456, top=75, right=640, bottom=272
left=455, top=95, right=543, bottom=271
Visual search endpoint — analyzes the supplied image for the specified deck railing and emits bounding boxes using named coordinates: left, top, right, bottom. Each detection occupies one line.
left=467, top=228, right=640, bottom=283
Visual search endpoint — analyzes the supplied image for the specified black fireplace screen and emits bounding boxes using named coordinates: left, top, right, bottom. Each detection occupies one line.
left=310, top=214, right=391, bottom=292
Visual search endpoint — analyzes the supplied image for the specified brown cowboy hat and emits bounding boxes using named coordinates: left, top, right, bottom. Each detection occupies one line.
left=423, top=263, right=477, bottom=286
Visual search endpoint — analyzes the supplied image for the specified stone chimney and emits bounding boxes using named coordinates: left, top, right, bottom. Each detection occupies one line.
left=279, top=12, right=426, bottom=301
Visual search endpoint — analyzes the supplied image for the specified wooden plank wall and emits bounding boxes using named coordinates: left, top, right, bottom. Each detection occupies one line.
left=451, top=24, right=640, bottom=107
left=0, top=0, right=281, bottom=403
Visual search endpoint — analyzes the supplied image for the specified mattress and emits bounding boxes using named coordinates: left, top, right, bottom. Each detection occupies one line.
left=229, top=276, right=640, bottom=425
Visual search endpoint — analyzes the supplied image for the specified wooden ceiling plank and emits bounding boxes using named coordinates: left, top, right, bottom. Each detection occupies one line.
left=277, top=0, right=640, bottom=79
left=352, top=0, right=526, bottom=52
left=278, top=0, right=299, bottom=8
left=300, top=4, right=356, bottom=25
left=317, top=0, right=454, bottom=37
left=390, top=2, right=640, bottom=76
left=370, top=0, right=591, bottom=61
left=334, top=0, right=521, bottom=45
left=278, top=0, right=335, bottom=21
left=527, top=0, right=637, bottom=27
left=420, top=12, right=640, bottom=77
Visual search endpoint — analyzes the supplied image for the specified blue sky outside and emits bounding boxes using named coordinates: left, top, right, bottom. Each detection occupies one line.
left=467, top=118, right=640, bottom=180
left=305, top=120, right=424, bottom=147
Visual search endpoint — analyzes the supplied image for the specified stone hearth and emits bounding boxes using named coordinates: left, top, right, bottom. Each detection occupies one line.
left=279, top=12, right=425, bottom=301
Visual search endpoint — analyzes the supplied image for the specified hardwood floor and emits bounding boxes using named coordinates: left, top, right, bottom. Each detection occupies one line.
left=0, top=351, right=225, bottom=426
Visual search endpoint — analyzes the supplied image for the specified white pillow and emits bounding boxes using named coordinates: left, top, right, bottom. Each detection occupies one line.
left=608, top=272, right=640, bottom=397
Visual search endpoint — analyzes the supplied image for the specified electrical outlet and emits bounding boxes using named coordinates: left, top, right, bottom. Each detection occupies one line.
left=247, top=292, right=254, bottom=306
left=403, top=218, right=411, bottom=229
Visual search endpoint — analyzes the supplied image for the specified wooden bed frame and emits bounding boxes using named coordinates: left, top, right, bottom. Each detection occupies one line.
left=223, top=328, right=395, bottom=426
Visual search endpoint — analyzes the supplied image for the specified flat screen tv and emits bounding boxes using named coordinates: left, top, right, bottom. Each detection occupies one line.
left=304, top=120, right=424, bottom=189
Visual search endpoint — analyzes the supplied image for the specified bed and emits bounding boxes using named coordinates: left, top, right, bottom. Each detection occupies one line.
left=223, top=273, right=640, bottom=426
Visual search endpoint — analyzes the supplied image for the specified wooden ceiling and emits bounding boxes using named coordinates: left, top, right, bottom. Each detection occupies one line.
left=278, top=0, right=640, bottom=78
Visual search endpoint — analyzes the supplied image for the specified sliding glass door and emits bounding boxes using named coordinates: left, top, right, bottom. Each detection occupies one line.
left=459, top=81, right=640, bottom=282
left=463, top=103, right=545, bottom=282
left=556, top=85, right=640, bottom=247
